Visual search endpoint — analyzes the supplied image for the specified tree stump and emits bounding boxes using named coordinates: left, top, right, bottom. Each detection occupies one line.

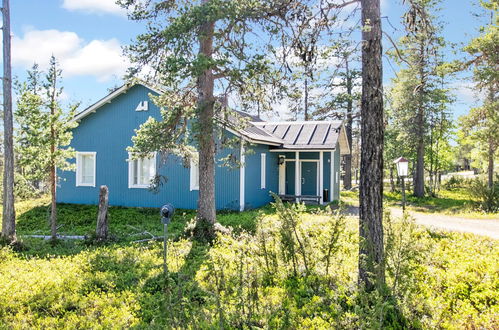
left=96, top=185, right=109, bottom=241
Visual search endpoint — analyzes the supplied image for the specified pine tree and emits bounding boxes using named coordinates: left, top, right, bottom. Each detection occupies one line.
left=359, top=0, right=385, bottom=291
left=15, top=58, right=78, bottom=240
left=118, top=0, right=304, bottom=240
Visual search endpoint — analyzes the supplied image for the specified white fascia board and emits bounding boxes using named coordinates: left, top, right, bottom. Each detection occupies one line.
left=73, top=82, right=163, bottom=122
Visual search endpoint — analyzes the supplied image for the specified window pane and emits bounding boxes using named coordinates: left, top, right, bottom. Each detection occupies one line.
left=137, top=157, right=155, bottom=185
left=80, top=154, right=94, bottom=185
left=133, top=160, right=138, bottom=185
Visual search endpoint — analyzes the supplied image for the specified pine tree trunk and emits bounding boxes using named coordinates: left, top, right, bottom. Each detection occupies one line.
left=359, top=0, right=385, bottom=291
left=343, top=58, right=354, bottom=190
left=50, top=163, right=57, bottom=240
left=1, top=0, right=16, bottom=242
left=195, top=6, right=216, bottom=239
left=414, top=132, right=425, bottom=197
left=50, top=66, right=57, bottom=241
left=488, top=138, right=494, bottom=189
left=304, top=76, right=309, bottom=120
left=414, top=44, right=426, bottom=198
left=389, top=166, right=395, bottom=192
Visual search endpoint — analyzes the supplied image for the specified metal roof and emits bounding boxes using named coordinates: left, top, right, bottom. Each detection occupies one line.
left=251, top=121, right=345, bottom=151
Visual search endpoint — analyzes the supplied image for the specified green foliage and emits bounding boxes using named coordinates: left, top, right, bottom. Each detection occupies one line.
left=469, top=176, right=499, bottom=213
left=0, top=197, right=497, bottom=328
left=14, top=59, right=79, bottom=189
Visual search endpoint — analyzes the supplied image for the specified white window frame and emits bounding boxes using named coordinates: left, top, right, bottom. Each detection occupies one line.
left=128, top=152, right=157, bottom=189
left=76, top=152, right=96, bottom=187
left=261, top=153, right=266, bottom=189
left=190, top=152, right=199, bottom=191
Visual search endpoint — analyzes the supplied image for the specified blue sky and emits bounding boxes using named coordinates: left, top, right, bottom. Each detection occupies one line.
left=7, top=0, right=489, bottom=119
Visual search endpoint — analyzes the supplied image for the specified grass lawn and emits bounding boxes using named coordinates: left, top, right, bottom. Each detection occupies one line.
left=341, top=188, right=499, bottom=219
left=0, top=197, right=497, bottom=328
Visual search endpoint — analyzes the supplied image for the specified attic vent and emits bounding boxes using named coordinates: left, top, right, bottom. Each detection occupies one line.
left=135, top=101, right=148, bottom=111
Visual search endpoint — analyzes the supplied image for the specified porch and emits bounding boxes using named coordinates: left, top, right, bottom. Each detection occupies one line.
left=273, top=150, right=339, bottom=205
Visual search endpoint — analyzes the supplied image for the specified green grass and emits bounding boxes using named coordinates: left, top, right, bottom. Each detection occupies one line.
left=0, top=198, right=497, bottom=328
left=341, top=188, right=498, bottom=219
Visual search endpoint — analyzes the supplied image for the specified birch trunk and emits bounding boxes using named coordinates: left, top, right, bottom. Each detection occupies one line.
left=2, top=0, right=16, bottom=242
left=359, top=0, right=385, bottom=291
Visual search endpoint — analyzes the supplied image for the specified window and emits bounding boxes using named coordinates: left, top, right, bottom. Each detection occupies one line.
left=128, top=152, right=156, bottom=188
left=261, top=153, right=266, bottom=189
left=76, top=152, right=96, bottom=187
left=190, top=152, right=199, bottom=191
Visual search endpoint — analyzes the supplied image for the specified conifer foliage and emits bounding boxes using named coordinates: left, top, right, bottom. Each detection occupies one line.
left=15, top=57, right=78, bottom=240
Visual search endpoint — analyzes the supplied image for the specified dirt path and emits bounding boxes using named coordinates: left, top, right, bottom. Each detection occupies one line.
left=390, top=208, right=499, bottom=239
left=343, top=206, right=499, bottom=239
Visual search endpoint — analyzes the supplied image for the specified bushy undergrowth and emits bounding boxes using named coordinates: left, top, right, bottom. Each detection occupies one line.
left=0, top=198, right=497, bottom=328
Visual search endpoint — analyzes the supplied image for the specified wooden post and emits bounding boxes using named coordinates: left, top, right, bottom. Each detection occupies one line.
left=96, top=185, right=109, bottom=240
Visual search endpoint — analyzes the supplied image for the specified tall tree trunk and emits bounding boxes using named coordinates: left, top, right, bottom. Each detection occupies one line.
left=49, top=66, right=57, bottom=241
left=195, top=6, right=216, bottom=239
left=414, top=44, right=426, bottom=198
left=343, top=57, right=354, bottom=190
left=359, top=0, right=385, bottom=291
left=389, top=165, right=395, bottom=192
left=2, top=0, right=16, bottom=242
left=304, top=75, right=309, bottom=120
left=488, top=138, right=494, bottom=189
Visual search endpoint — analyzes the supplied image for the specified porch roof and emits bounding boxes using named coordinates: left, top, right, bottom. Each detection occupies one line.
left=251, top=121, right=350, bottom=154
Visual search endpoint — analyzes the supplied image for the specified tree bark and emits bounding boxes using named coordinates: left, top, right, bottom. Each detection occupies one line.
left=49, top=63, right=57, bottom=241
left=488, top=137, right=494, bottom=189
left=96, top=185, right=109, bottom=240
left=195, top=4, right=217, bottom=239
left=413, top=43, right=426, bottom=198
left=50, top=163, right=57, bottom=240
left=343, top=57, right=354, bottom=190
left=359, top=0, right=385, bottom=291
left=2, top=0, right=16, bottom=243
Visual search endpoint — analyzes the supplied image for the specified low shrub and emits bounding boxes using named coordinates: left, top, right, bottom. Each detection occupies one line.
left=0, top=197, right=497, bottom=328
left=469, top=176, right=499, bottom=213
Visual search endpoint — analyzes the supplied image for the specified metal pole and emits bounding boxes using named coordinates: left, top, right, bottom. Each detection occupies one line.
left=401, top=176, right=406, bottom=213
left=163, top=224, right=168, bottom=276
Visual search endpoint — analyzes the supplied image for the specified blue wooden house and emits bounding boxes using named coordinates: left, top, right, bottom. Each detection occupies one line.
left=57, top=82, right=350, bottom=211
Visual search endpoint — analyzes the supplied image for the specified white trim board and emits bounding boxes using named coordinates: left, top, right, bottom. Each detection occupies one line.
left=269, top=149, right=335, bottom=152
left=73, top=82, right=163, bottom=122
left=76, top=152, right=96, bottom=187
left=239, top=142, right=246, bottom=211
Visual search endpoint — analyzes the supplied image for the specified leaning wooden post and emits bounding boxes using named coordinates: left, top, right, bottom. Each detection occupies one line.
left=96, top=185, right=109, bottom=240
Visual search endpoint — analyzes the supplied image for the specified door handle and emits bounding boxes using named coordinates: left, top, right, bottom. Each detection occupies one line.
left=302, top=178, right=305, bottom=184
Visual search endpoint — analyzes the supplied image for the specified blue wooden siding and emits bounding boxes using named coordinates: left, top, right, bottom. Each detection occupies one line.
left=57, top=84, right=240, bottom=210
left=57, top=83, right=343, bottom=210
left=243, top=144, right=279, bottom=209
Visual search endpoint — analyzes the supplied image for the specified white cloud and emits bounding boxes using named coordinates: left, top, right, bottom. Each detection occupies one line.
left=12, top=29, right=129, bottom=82
left=61, top=0, right=126, bottom=16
